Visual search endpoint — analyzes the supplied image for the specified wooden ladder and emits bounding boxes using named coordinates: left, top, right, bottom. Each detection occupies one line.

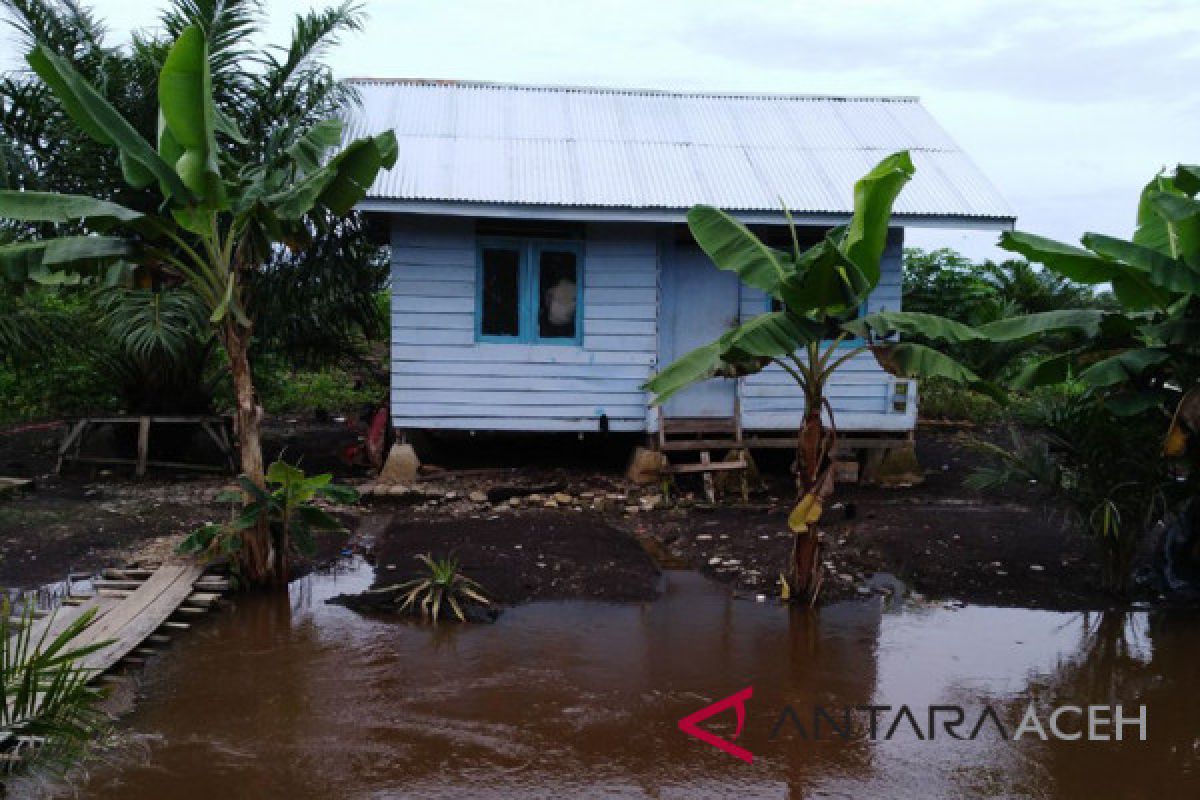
left=656, top=407, right=750, bottom=503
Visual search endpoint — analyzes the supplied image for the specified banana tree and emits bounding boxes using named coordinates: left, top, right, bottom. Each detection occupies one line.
left=0, top=26, right=396, bottom=587
left=644, top=152, right=976, bottom=595
left=869, top=163, right=1200, bottom=593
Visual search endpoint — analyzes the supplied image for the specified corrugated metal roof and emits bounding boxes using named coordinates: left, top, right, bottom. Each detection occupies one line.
left=344, top=79, right=1013, bottom=224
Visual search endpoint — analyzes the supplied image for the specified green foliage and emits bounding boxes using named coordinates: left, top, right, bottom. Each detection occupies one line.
left=372, top=554, right=490, bottom=624
left=644, top=151, right=919, bottom=408
left=179, top=459, right=358, bottom=559
left=252, top=361, right=385, bottom=415
left=966, top=395, right=1174, bottom=594
left=1, top=602, right=110, bottom=777
left=899, top=248, right=1101, bottom=381
left=0, top=0, right=392, bottom=425
left=994, top=163, right=1200, bottom=425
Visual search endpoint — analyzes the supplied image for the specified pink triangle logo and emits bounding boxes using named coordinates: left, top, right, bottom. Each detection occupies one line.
left=677, top=686, right=754, bottom=763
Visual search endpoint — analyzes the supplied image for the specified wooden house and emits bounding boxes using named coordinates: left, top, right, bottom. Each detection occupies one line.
left=346, top=80, right=1012, bottom=448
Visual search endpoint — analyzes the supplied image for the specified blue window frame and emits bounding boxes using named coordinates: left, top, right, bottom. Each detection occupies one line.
left=476, top=237, right=584, bottom=345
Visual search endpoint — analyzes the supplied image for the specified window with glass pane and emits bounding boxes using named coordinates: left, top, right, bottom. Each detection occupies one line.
left=537, top=249, right=578, bottom=339
left=480, top=247, right=520, bottom=337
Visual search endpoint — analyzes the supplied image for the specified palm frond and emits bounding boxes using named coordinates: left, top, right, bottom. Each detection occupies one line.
left=1, top=602, right=110, bottom=776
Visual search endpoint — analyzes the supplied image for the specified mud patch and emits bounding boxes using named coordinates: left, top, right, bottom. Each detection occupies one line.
left=361, top=510, right=661, bottom=606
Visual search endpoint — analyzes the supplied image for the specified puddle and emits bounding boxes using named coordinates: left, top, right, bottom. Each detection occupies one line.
left=19, top=558, right=1200, bottom=799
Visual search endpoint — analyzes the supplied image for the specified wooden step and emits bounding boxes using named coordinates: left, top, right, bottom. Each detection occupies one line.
left=660, top=439, right=745, bottom=452
left=664, top=460, right=749, bottom=475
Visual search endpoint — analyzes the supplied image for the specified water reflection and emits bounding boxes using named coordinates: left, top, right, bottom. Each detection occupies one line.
left=25, top=560, right=1200, bottom=799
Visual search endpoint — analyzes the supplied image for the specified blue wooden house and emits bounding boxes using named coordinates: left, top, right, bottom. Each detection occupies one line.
left=346, top=80, right=1012, bottom=441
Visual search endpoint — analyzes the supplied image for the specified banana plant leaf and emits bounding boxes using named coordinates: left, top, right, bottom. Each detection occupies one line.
left=268, top=131, right=398, bottom=219
left=158, top=25, right=224, bottom=207
left=1082, top=233, right=1200, bottom=294
left=286, top=119, right=345, bottom=173
left=780, top=236, right=871, bottom=314
left=868, top=341, right=1002, bottom=400
left=1078, top=347, right=1171, bottom=388
left=1133, top=172, right=1184, bottom=255
left=1175, top=165, right=1200, bottom=196
left=0, top=236, right=130, bottom=284
left=999, top=231, right=1117, bottom=284
left=1146, top=191, right=1200, bottom=265
left=26, top=44, right=190, bottom=202
left=975, top=309, right=1114, bottom=341
left=841, top=151, right=915, bottom=284
left=0, top=190, right=143, bottom=225
left=999, top=230, right=1166, bottom=309
left=1010, top=353, right=1075, bottom=391
left=685, top=205, right=793, bottom=299
left=725, top=311, right=825, bottom=358
left=847, top=310, right=982, bottom=344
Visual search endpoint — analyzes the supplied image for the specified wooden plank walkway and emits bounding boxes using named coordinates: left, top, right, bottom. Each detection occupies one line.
left=12, top=561, right=224, bottom=678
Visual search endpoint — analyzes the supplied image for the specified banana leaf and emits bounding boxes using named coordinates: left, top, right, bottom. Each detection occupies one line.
left=1078, top=347, right=1171, bottom=388
left=685, top=205, right=792, bottom=298
left=1082, top=233, right=1200, bottom=294
left=848, top=310, right=982, bottom=344
left=0, top=190, right=142, bottom=225
left=841, top=150, right=914, bottom=284
left=158, top=25, right=224, bottom=207
left=268, top=131, right=398, bottom=219
left=26, top=44, right=190, bottom=202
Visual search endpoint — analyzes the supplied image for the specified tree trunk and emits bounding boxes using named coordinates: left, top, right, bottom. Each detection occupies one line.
left=222, top=322, right=278, bottom=587
left=790, top=406, right=828, bottom=602
left=796, top=408, right=825, bottom=491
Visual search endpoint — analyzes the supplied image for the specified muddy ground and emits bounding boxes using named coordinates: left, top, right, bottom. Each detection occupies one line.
left=0, top=416, right=1149, bottom=610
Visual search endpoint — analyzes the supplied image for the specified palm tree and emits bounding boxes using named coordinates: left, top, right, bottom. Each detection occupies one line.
left=0, top=3, right=396, bottom=585
left=0, top=0, right=387, bottom=417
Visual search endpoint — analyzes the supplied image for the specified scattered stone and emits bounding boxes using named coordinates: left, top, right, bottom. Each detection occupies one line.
left=624, top=505, right=640, bottom=515
left=1030, top=564, right=1045, bottom=572
left=554, top=492, right=573, bottom=504
left=508, top=497, right=520, bottom=507
left=469, top=491, right=488, bottom=503
left=708, top=557, right=722, bottom=565
left=544, top=500, right=559, bottom=508
left=696, top=534, right=713, bottom=541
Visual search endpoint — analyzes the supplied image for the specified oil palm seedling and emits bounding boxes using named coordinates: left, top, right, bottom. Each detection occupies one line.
left=0, top=16, right=395, bottom=586
left=967, top=394, right=1173, bottom=594
left=1, top=603, right=109, bottom=781
left=373, top=554, right=490, bottom=624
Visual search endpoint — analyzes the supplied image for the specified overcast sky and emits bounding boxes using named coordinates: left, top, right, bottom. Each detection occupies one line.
left=7, top=0, right=1199, bottom=259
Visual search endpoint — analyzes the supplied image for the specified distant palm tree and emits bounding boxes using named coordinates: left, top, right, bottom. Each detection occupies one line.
left=0, top=0, right=387, bottom=414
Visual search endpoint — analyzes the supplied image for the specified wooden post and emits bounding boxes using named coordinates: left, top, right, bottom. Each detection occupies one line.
left=55, top=419, right=88, bottom=474
left=135, top=416, right=150, bottom=479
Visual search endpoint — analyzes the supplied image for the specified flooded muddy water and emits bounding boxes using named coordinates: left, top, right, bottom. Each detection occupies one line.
left=31, top=560, right=1200, bottom=799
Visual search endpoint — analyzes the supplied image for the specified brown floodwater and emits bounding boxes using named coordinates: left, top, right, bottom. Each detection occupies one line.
left=19, top=560, right=1200, bottom=799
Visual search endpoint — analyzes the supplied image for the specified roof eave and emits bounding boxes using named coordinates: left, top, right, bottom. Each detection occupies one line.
left=356, top=199, right=1016, bottom=232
